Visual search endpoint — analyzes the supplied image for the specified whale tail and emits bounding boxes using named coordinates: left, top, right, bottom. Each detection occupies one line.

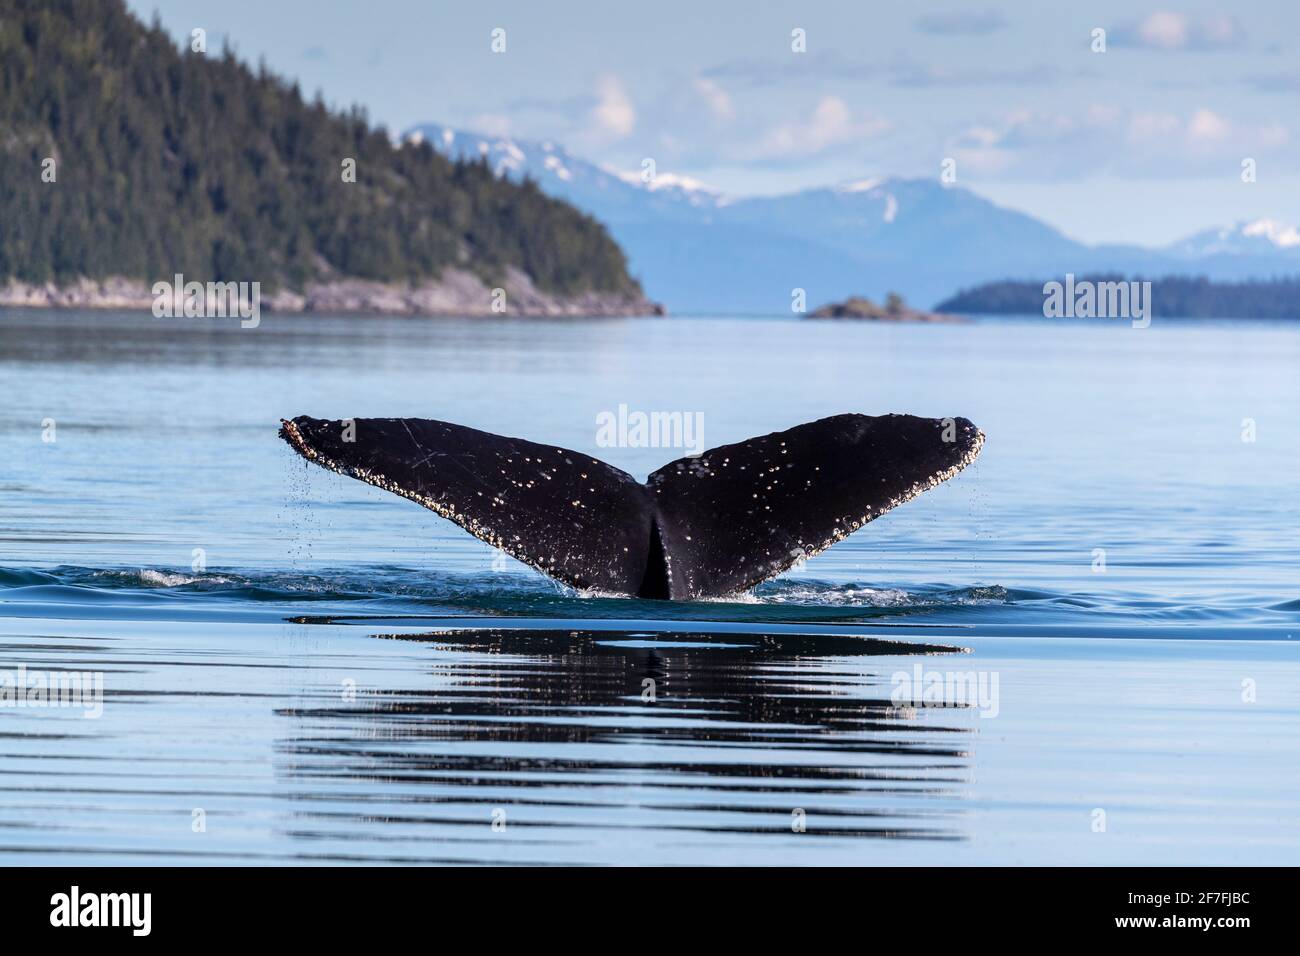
left=280, top=413, right=983, bottom=600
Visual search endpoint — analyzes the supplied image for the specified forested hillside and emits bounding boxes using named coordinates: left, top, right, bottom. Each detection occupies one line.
left=937, top=275, right=1300, bottom=320
left=0, top=0, right=642, bottom=299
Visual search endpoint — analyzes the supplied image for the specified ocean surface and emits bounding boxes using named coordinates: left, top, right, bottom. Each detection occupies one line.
left=2, top=308, right=1298, bottom=865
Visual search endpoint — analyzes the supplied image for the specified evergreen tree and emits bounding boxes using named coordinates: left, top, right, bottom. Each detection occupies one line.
left=0, top=0, right=642, bottom=297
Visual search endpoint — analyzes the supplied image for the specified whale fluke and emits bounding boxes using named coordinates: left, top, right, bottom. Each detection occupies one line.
left=280, top=413, right=983, bottom=600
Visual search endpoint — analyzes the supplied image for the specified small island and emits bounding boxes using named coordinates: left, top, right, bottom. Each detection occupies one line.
left=934, top=274, right=1300, bottom=320
left=807, top=292, right=959, bottom=322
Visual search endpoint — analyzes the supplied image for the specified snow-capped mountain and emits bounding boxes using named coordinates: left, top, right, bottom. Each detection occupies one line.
left=1166, top=219, right=1300, bottom=258
left=405, top=125, right=722, bottom=226
left=408, top=124, right=1300, bottom=312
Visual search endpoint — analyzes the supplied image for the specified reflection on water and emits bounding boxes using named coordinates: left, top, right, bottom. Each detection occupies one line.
left=276, top=629, right=972, bottom=861
left=4, top=615, right=1299, bottom=865
left=0, top=617, right=975, bottom=865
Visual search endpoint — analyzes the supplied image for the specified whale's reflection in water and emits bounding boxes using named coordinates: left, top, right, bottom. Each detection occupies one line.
left=275, top=627, right=978, bottom=864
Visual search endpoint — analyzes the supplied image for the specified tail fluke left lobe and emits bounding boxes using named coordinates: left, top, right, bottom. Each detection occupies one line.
left=280, top=416, right=655, bottom=594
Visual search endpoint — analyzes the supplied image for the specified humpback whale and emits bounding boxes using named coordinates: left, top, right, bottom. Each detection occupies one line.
left=280, top=413, right=983, bottom=600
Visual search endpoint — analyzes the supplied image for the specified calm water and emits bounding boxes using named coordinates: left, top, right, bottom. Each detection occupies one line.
left=2, top=309, right=1298, bottom=864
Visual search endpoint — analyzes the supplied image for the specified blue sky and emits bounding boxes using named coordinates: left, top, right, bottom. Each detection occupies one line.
left=129, top=0, right=1300, bottom=246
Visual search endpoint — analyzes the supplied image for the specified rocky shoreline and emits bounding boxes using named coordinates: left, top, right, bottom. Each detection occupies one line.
left=0, top=268, right=664, bottom=318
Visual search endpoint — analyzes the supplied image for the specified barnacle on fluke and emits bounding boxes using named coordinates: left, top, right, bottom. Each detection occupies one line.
left=279, top=413, right=984, bottom=600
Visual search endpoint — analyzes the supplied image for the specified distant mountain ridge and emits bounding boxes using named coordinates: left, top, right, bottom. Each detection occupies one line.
left=1165, top=219, right=1300, bottom=258
left=408, top=124, right=1300, bottom=314
left=407, top=125, right=724, bottom=225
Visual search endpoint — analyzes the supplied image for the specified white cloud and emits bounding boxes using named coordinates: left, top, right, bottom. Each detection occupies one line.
left=1259, top=122, right=1289, bottom=148
left=1187, top=108, right=1230, bottom=142
left=590, top=75, right=635, bottom=138
left=753, top=96, right=890, bottom=160
left=1138, top=12, right=1189, bottom=49
left=948, top=106, right=1287, bottom=180
left=466, top=112, right=512, bottom=138
left=692, top=75, right=734, bottom=121
left=1113, top=12, right=1244, bottom=51
left=1125, top=111, right=1181, bottom=142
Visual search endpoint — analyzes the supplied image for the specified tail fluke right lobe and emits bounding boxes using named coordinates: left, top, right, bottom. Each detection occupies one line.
left=646, top=414, right=984, bottom=599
